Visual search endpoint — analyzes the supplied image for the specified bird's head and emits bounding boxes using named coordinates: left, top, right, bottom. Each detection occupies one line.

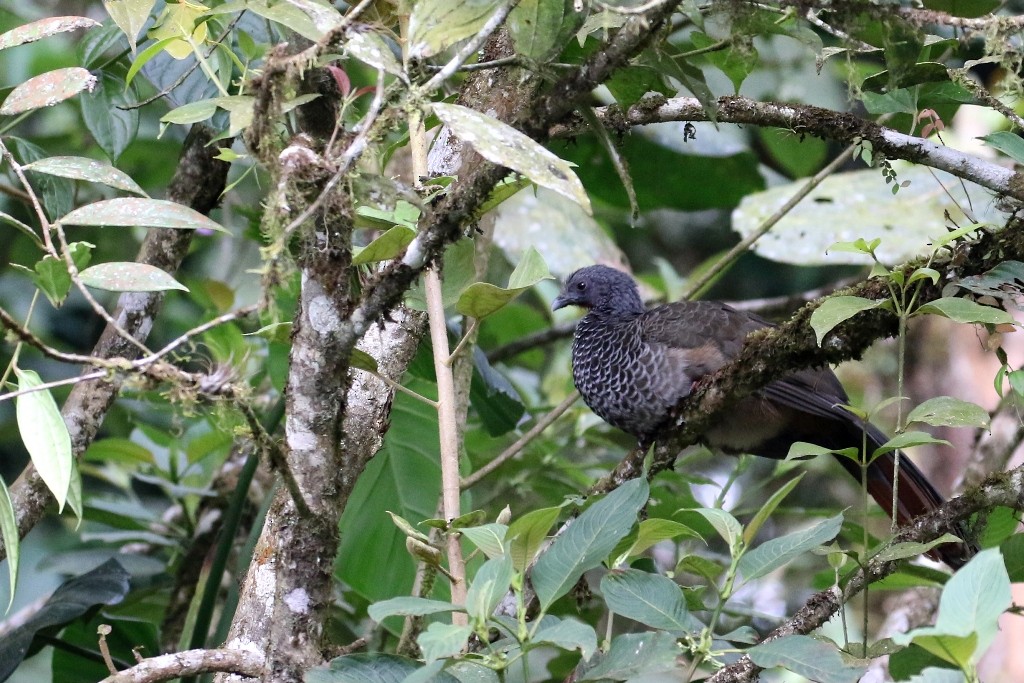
left=551, top=265, right=645, bottom=315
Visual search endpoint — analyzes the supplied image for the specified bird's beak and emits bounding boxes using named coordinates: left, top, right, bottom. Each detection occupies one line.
left=551, top=294, right=570, bottom=311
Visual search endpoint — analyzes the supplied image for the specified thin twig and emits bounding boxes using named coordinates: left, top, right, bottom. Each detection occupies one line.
left=681, top=143, right=858, bottom=300
left=461, top=391, right=580, bottom=489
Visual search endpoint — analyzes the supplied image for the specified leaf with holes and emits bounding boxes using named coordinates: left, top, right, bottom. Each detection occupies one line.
left=0, top=68, right=97, bottom=115
left=58, top=198, right=228, bottom=233
left=78, top=262, right=188, bottom=293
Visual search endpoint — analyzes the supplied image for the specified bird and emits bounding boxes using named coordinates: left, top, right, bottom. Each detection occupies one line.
left=552, top=264, right=968, bottom=568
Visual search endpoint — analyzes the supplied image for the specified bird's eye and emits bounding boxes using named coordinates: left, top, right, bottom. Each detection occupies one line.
left=575, top=281, right=586, bottom=291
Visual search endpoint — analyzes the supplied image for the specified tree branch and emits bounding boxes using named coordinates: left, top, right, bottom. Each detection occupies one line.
left=550, top=95, right=1024, bottom=203
left=97, top=648, right=263, bottom=683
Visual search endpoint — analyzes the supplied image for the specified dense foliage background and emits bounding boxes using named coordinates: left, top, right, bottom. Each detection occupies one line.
left=1, top=1, right=1024, bottom=682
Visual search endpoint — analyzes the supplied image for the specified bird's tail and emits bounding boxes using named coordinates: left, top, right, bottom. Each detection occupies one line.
left=832, top=421, right=971, bottom=569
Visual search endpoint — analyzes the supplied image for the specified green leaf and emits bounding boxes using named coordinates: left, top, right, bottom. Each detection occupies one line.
left=21, top=241, right=93, bottom=307
left=810, top=296, right=886, bottom=345
left=508, top=0, right=584, bottom=62
left=507, top=506, right=561, bottom=572
left=103, top=0, right=155, bottom=52
left=58, top=198, right=229, bottom=233
left=917, top=297, right=1013, bottom=325
left=532, top=617, right=598, bottom=661
left=0, top=560, right=130, bottom=681
left=872, top=431, right=951, bottom=457
left=433, top=103, right=591, bottom=213
left=743, top=472, right=805, bottom=546
left=923, top=0, right=1000, bottom=19
left=456, top=247, right=551, bottom=318
left=874, top=534, right=963, bottom=563
left=418, top=622, right=473, bottom=663
left=307, top=653, right=459, bottom=683
left=464, top=554, right=514, bottom=624
left=611, top=518, right=702, bottom=565
left=79, top=262, right=188, bottom=292
left=0, top=16, right=99, bottom=51
left=0, top=68, right=97, bottom=115
left=577, top=631, right=678, bottom=681
left=459, top=523, right=507, bottom=559
left=688, top=507, right=742, bottom=550
left=893, top=548, right=1011, bottom=666
left=600, top=569, right=698, bottom=633
left=367, top=597, right=460, bottom=622
left=906, top=396, right=990, bottom=429
left=980, top=131, right=1024, bottom=165
left=23, top=156, right=147, bottom=195
left=738, top=513, right=843, bottom=582
left=532, top=478, right=648, bottom=609
left=352, top=226, right=416, bottom=265
left=15, top=369, right=73, bottom=513
left=747, top=635, right=867, bottom=683
left=0, top=477, right=18, bottom=610
left=350, top=348, right=378, bottom=373
left=80, top=70, right=140, bottom=163
left=408, top=0, right=503, bottom=58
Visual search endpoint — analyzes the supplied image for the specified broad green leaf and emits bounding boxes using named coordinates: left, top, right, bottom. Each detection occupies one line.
left=508, top=0, right=584, bottom=62
left=58, top=198, right=228, bottom=233
left=0, top=16, right=99, bottom=51
left=872, top=431, right=951, bottom=456
left=743, top=473, right=805, bottom=546
left=734, top=164, right=1004, bottom=266
left=464, top=554, right=514, bottom=624
left=0, top=68, right=97, bottom=115
left=459, top=523, right=507, bottom=559
left=433, top=103, right=591, bottom=213
left=532, top=618, right=598, bottom=661
left=894, top=548, right=1011, bottom=666
left=577, top=631, right=678, bottom=681
left=351, top=226, right=416, bottom=265
left=15, top=369, right=73, bottom=512
left=159, top=98, right=220, bottom=125
left=917, top=297, right=1014, bottom=325
left=0, top=559, right=130, bottom=682
left=532, top=478, right=648, bottom=609
left=23, top=156, right=147, bottom=195
left=408, top=0, right=503, bottom=58
left=80, top=70, right=140, bottom=162
left=981, top=131, right=1024, bottom=165
left=456, top=247, right=552, bottom=318
left=600, top=569, right=697, bottom=633
left=78, top=262, right=188, bottom=292
left=125, top=36, right=180, bottom=87
left=810, top=296, right=886, bottom=345
left=748, top=635, right=867, bottom=683
left=0, top=477, right=18, bottom=610
left=307, top=653, right=459, bottom=683
left=418, top=622, right=473, bottom=663
left=367, top=597, right=460, bottom=622
left=924, top=0, right=1000, bottom=19
left=507, top=506, right=561, bottom=572
left=738, top=514, right=843, bottom=582
left=103, top=0, right=155, bottom=52
left=907, top=396, right=990, bottom=429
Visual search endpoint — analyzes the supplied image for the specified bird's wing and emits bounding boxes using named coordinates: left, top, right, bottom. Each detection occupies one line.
left=639, top=301, right=765, bottom=376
